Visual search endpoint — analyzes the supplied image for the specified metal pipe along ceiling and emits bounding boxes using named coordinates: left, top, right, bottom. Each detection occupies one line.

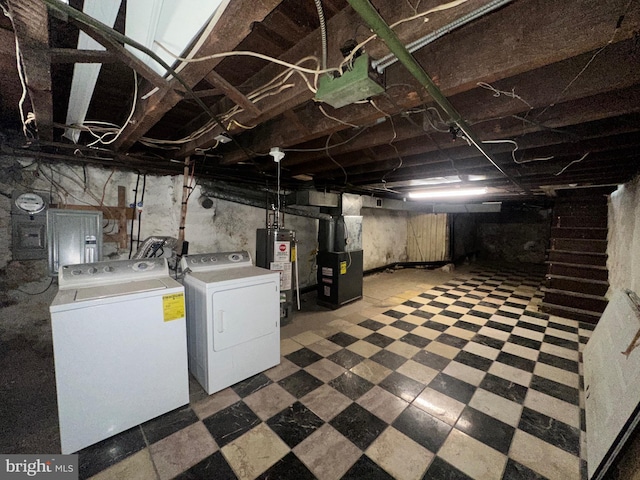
left=372, top=0, right=516, bottom=73
left=347, top=0, right=526, bottom=194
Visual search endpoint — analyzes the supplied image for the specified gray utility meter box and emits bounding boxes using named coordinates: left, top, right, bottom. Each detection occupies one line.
left=11, top=191, right=50, bottom=261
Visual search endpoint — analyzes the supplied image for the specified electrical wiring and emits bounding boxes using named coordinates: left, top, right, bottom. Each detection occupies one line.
left=2, top=3, right=35, bottom=140
left=136, top=173, right=147, bottom=249
left=40, top=164, right=105, bottom=206
left=87, top=71, right=139, bottom=147
left=283, top=126, right=369, bottom=152
left=370, top=100, right=404, bottom=186
left=536, top=0, right=633, bottom=120
left=318, top=105, right=360, bottom=128
left=129, top=173, right=140, bottom=259
left=313, top=0, right=328, bottom=71
left=477, top=82, right=533, bottom=110
left=554, top=152, right=589, bottom=176
left=154, top=42, right=340, bottom=77
left=426, top=132, right=462, bottom=178
left=325, top=133, right=348, bottom=185
left=17, top=278, right=54, bottom=296
left=340, top=0, right=470, bottom=70
left=86, top=56, right=321, bottom=151
left=99, top=168, right=116, bottom=206
left=482, top=139, right=555, bottom=165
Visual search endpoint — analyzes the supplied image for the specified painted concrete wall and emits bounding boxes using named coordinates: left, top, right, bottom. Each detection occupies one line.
left=9, top=163, right=319, bottom=288
left=475, top=206, right=551, bottom=264
left=362, top=207, right=408, bottom=270
left=608, top=175, right=640, bottom=295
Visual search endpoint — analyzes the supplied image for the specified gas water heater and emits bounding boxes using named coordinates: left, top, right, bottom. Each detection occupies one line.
left=256, top=227, right=296, bottom=326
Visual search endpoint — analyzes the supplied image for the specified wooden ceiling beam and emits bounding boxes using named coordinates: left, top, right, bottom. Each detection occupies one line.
left=282, top=37, right=640, bottom=168
left=176, top=0, right=505, bottom=158
left=204, top=70, right=261, bottom=118
left=216, top=0, right=639, bottom=165
left=6, top=0, right=53, bottom=141
left=343, top=148, right=640, bottom=188
left=291, top=84, right=640, bottom=177
left=49, top=48, right=119, bottom=64
left=111, top=0, right=285, bottom=151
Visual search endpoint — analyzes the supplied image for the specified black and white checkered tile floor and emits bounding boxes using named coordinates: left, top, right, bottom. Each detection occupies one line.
left=78, top=267, right=594, bottom=480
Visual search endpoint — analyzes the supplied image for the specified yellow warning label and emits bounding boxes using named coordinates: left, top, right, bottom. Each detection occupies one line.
left=340, top=261, right=347, bottom=275
left=163, top=293, right=185, bottom=322
left=291, top=245, right=296, bottom=262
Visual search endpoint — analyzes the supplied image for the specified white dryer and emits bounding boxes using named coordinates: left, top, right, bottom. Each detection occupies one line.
left=50, top=258, right=189, bottom=454
left=180, top=251, right=280, bottom=395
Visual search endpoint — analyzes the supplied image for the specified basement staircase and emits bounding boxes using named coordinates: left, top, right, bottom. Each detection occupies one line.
left=541, top=188, right=614, bottom=324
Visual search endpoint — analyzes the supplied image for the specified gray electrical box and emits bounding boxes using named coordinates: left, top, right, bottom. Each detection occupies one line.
left=47, top=209, right=103, bottom=276
left=11, top=190, right=50, bottom=260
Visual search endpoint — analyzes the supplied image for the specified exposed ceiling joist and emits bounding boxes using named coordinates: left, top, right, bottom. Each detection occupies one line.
left=111, top=0, right=286, bottom=151
left=6, top=0, right=53, bottom=141
left=219, top=0, right=639, bottom=166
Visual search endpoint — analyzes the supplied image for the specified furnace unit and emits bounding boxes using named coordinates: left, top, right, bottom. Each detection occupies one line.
left=317, top=214, right=363, bottom=309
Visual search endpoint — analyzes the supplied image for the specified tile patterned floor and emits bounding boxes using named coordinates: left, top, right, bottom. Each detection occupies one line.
left=78, top=266, right=594, bottom=480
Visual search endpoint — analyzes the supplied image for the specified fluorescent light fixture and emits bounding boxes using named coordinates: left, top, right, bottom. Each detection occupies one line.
left=408, top=187, right=488, bottom=199
left=406, top=176, right=461, bottom=187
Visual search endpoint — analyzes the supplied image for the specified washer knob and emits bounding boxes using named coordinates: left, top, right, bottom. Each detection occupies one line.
left=88, top=267, right=98, bottom=274
left=103, top=266, right=114, bottom=273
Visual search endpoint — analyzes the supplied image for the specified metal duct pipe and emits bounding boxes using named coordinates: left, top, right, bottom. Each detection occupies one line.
left=348, top=0, right=526, bottom=194
left=133, top=236, right=178, bottom=259
left=372, top=0, right=515, bottom=72
left=204, top=189, right=333, bottom=221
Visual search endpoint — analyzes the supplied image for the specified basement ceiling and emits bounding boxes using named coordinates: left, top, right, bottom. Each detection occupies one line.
left=1, top=0, right=639, bottom=203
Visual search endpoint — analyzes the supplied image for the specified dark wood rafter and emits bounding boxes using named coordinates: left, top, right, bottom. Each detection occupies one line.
left=111, top=0, right=287, bottom=151
left=213, top=0, right=640, bottom=165
left=280, top=36, right=640, bottom=169
left=49, top=48, right=119, bottom=64
left=6, top=0, right=53, bottom=141
left=204, top=70, right=261, bottom=118
left=288, top=85, right=640, bottom=179
left=176, top=0, right=513, bottom=158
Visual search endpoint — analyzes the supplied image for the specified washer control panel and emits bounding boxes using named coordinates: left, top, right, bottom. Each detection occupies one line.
left=180, top=251, right=252, bottom=273
left=59, top=257, right=169, bottom=289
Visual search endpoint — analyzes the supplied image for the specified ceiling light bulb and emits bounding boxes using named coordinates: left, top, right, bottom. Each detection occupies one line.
left=408, top=187, right=488, bottom=199
left=269, top=147, right=285, bottom=163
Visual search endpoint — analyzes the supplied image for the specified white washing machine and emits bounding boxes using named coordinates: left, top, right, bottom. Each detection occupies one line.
left=180, top=251, right=280, bottom=395
left=49, top=257, right=189, bottom=454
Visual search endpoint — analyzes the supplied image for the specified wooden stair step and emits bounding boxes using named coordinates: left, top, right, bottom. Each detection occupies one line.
left=553, top=216, right=608, bottom=229
left=540, top=302, right=603, bottom=324
left=546, top=274, right=609, bottom=297
left=541, top=288, right=608, bottom=313
left=546, top=263, right=609, bottom=282
left=550, top=238, right=607, bottom=253
left=547, top=250, right=607, bottom=266
left=553, top=204, right=608, bottom=217
left=550, top=227, right=608, bottom=240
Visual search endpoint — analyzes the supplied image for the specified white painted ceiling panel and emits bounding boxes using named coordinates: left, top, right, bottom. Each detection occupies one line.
left=64, top=0, right=122, bottom=143
left=125, top=0, right=228, bottom=76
